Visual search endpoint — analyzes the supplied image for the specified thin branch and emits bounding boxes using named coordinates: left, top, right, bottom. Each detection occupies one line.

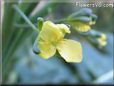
left=13, top=5, right=38, bottom=32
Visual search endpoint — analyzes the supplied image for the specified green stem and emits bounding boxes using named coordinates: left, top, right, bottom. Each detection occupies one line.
left=2, top=29, right=23, bottom=82
left=13, top=5, right=38, bottom=32
left=2, top=2, right=17, bottom=52
left=14, top=18, right=68, bottom=28
left=14, top=23, right=37, bottom=28
left=3, top=30, right=22, bottom=63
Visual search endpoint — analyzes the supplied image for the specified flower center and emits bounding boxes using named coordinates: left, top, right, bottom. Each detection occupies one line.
left=51, top=38, right=63, bottom=47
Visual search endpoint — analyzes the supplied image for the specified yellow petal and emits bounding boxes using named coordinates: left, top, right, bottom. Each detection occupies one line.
left=100, top=33, right=107, bottom=40
left=38, top=41, right=56, bottom=59
left=38, top=21, right=64, bottom=43
left=70, top=22, right=91, bottom=32
left=57, top=39, right=83, bottom=62
left=97, top=33, right=107, bottom=46
left=56, top=24, right=71, bottom=34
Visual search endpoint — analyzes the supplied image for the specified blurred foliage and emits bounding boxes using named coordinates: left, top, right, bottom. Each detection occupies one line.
left=2, top=0, right=113, bottom=84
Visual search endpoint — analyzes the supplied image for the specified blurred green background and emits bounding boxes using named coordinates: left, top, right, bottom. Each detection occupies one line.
left=1, top=0, right=113, bottom=84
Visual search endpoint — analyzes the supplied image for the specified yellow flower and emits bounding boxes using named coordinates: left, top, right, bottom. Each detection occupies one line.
left=69, top=17, right=96, bottom=32
left=67, top=8, right=97, bottom=32
left=97, top=33, right=107, bottom=46
left=37, top=21, right=83, bottom=62
left=70, top=22, right=91, bottom=32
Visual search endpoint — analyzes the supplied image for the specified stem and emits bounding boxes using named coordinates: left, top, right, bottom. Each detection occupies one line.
left=14, top=18, right=68, bottom=29
left=2, top=2, right=17, bottom=52
left=14, top=23, right=37, bottom=28
left=13, top=5, right=38, bottom=32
